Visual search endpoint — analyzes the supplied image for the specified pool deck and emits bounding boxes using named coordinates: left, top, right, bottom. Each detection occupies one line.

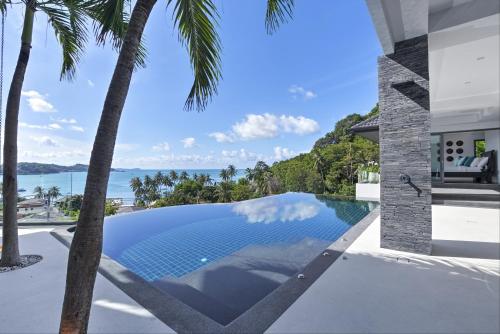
left=1, top=204, right=499, bottom=333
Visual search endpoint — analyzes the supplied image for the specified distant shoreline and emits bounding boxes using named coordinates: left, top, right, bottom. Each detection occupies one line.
left=5, top=164, right=240, bottom=176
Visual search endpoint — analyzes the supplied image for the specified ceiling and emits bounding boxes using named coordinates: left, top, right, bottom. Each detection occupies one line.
left=429, top=13, right=500, bottom=131
left=429, top=0, right=474, bottom=14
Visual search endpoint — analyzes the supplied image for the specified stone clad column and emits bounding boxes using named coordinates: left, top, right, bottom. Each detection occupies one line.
left=378, top=35, right=432, bottom=255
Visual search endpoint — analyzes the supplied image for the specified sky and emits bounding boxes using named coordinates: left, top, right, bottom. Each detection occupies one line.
left=2, top=0, right=381, bottom=169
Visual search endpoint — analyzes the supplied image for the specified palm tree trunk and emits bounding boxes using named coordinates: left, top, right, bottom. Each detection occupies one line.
left=0, top=3, right=34, bottom=267
left=59, top=0, right=156, bottom=332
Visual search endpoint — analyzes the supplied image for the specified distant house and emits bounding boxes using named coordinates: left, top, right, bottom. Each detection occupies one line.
left=17, top=198, right=46, bottom=213
left=352, top=0, right=500, bottom=255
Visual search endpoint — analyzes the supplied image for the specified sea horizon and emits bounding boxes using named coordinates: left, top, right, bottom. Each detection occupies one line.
left=16, top=169, right=245, bottom=201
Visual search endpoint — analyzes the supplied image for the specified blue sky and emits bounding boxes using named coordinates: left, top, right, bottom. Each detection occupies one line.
left=3, top=0, right=381, bottom=169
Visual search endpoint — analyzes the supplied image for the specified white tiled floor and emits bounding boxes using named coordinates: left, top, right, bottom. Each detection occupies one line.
left=267, top=205, right=500, bottom=333
left=0, top=228, right=174, bottom=333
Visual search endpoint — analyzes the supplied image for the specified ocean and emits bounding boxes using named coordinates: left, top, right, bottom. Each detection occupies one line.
left=17, top=169, right=244, bottom=201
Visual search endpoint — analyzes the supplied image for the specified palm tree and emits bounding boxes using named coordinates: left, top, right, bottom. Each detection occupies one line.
left=219, top=168, right=230, bottom=182
left=180, top=170, right=190, bottom=181
left=47, top=186, right=61, bottom=206
left=161, top=174, right=173, bottom=194
left=33, top=186, right=45, bottom=199
left=129, top=177, right=144, bottom=204
left=245, top=167, right=254, bottom=181
left=312, top=149, right=326, bottom=193
left=205, top=173, right=213, bottom=186
left=169, top=170, right=179, bottom=185
left=0, top=0, right=90, bottom=267
left=227, top=164, right=236, bottom=181
left=47, top=186, right=61, bottom=220
left=60, top=1, right=294, bottom=331
left=196, top=173, right=206, bottom=186
left=153, top=171, right=164, bottom=194
left=143, top=175, right=159, bottom=204
left=216, top=181, right=232, bottom=203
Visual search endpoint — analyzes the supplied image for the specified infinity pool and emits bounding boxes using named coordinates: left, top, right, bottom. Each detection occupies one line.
left=103, top=192, right=377, bottom=324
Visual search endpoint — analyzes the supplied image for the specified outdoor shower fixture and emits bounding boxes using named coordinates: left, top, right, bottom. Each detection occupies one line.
left=399, top=174, right=422, bottom=197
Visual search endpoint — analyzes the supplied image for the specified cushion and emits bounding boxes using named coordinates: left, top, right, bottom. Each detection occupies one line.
left=464, top=157, right=475, bottom=167
left=460, top=157, right=472, bottom=166
left=470, top=157, right=481, bottom=167
left=455, top=157, right=465, bottom=166
left=477, top=157, right=489, bottom=169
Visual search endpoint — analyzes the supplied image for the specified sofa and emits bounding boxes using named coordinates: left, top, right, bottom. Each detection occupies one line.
left=440, top=150, right=497, bottom=183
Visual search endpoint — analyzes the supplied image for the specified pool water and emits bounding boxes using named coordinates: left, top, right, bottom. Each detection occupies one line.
left=103, top=192, right=377, bottom=324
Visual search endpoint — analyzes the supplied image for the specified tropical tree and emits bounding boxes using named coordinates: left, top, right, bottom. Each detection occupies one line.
left=312, top=149, right=326, bottom=193
left=60, top=0, right=294, bottom=332
left=169, top=170, right=179, bottom=185
left=204, top=173, right=213, bottom=186
left=0, top=0, right=87, bottom=267
left=179, top=170, right=190, bottom=181
left=33, top=186, right=45, bottom=199
left=153, top=171, right=164, bottom=193
left=216, top=181, right=232, bottom=203
left=129, top=176, right=144, bottom=204
left=47, top=186, right=61, bottom=206
left=245, top=167, right=254, bottom=181
left=227, top=164, right=236, bottom=181
left=219, top=168, right=230, bottom=182
left=161, top=174, right=173, bottom=194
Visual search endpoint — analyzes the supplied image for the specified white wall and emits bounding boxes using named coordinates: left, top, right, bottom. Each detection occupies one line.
left=356, top=183, right=380, bottom=201
left=485, top=129, right=500, bottom=183
left=442, top=131, right=484, bottom=168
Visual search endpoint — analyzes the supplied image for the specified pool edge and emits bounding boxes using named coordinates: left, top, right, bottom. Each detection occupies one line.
left=51, top=206, right=380, bottom=333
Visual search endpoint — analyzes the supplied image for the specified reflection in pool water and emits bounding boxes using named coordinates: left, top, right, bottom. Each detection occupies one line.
left=232, top=198, right=320, bottom=223
left=102, top=192, right=377, bottom=324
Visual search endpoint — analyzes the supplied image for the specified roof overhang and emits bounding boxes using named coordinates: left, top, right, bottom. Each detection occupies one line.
left=350, top=116, right=380, bottom=142
left=366, top=0, right=499, bottom=55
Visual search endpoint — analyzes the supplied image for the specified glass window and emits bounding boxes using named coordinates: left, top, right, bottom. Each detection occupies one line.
left=474, top=139, right=486, bottom=157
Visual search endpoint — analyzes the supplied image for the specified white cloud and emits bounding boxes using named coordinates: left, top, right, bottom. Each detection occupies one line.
left=221, top=150, right=238, bottom=158
left=116, top=143, right=139, bottom=151
left=233, top=198, right=320, bottom=224
left=21, top=90, right=56, bottom=112
left=279, top=115, right=319, bottom=135
left=222, top=114, right=319, bottom=141
left=87, top=80, right=95, bottom=87
left=221, top=148, right=261, bottom=164
left=288, top=85, right=317, bottom=100
left=181, top=137, right=196, bottom=148
left=209, top=132, right=234, bottom=143
left=30, top=136, right=59, bottom=147
left=20, top=149, right=86, bottom=160
left=232, top=113, right=280, bottom=140
left=152, top=142, right=170, bottom=152
left=49, top=123, right=62, bottom=130
left=55, top=118, right=77, bottom=124
left=237, top=148, right=259, bottom=161
left=274, top=146, right=297, bottom=160
left=70, top=125, right=84, bottom=132
left=20, top=122, right=60, bottom=130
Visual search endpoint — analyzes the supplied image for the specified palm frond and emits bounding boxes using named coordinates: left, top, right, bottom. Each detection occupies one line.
left=265, top=0, right=294, bottom=34
left=83, top=0, right=146, bottom=68
left=37, top=0, right=89, bottom=80
left=0, top=0, right=9, bottom=14
left=168, top=0, right=222, bottom=111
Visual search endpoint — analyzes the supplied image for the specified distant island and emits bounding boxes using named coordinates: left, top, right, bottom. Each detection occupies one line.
left=0, top=162, right=119, bottom=175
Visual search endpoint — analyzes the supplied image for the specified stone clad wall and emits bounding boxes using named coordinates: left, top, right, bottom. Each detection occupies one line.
left=378, top=35, right=432, bottom=255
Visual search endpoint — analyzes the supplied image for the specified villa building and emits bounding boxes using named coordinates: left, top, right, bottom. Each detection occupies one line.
left=352, top=0, right=500, bottom=254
